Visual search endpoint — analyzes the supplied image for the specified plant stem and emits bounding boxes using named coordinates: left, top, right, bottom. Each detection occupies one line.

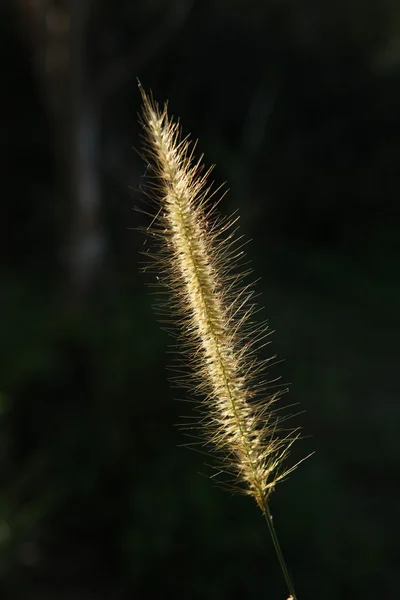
left=262, top=500, right=297, bottom=600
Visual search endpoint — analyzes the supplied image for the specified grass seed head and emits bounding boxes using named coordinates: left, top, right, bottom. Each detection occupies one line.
left=139, top=85, right=302, bottom=511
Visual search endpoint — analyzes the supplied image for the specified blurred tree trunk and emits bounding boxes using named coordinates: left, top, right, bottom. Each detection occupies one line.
left=67, top=0, right=104, bottom=301
left=17, top=0, right=104, bottom=304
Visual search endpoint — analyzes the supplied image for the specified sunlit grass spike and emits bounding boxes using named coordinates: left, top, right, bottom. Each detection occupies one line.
left=139, top=84, right=304, bottom=600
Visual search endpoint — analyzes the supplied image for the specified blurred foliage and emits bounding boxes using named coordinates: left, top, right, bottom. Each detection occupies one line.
left=1, top=0, right=399, bottom=599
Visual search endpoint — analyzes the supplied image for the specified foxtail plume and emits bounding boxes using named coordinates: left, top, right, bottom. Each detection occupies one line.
left=139, top=86, right=303, bottom=599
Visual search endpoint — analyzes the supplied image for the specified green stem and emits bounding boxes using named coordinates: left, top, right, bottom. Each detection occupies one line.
left=262, top=500, right=297, bottom=600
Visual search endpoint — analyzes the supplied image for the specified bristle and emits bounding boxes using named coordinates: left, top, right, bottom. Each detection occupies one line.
left=139, top=88, right=300, bottom=511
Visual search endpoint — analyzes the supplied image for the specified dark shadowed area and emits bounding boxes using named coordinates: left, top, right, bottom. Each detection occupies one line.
left=1, top=1, right=399, bottom=599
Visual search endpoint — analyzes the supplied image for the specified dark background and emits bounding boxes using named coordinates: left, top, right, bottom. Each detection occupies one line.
left=1, top=1, right=399, bottom=598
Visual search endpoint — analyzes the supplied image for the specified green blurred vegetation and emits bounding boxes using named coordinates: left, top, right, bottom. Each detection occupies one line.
left=1, top=0, right=399, bottom=598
